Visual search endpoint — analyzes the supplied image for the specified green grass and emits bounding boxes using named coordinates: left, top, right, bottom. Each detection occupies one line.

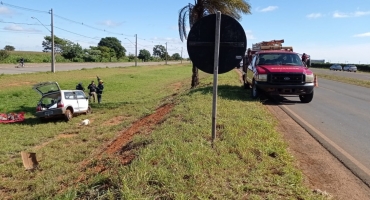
left=0, top=65, right=326, bottom=199
left=315, top=72, right=370, bottom=89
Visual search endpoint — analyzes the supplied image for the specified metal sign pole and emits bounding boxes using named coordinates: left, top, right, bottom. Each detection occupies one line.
left=212, top=11, right=221, bottom=145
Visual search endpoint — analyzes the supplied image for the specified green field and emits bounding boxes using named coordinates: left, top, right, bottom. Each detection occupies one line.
left=0, top=64, right=326, bottom=199
left=0, top=51, right=71, bottom=64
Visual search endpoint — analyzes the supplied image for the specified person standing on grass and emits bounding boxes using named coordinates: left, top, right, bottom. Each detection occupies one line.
left=87, top=80, right=97, bottom=103
left=76, top=82, right=85, bottom=91
left=96, top=76, right=104, bottom=104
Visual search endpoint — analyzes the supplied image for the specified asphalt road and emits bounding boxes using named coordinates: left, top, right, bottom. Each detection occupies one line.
left=274, top=77, right=370, bottom=186
left=0, top=61, right=189, bottom=74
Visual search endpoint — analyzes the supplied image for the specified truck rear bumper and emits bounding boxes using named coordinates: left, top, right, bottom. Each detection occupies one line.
left=256, top=82, right=314, bottom=95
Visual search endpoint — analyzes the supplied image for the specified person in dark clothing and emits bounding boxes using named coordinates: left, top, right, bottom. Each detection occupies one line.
left=301, top=53, right=307, bottom=63
left=87, top=80, right=97, bottom=103
left=96, top=76, right=104, bottom=104
left=76, top=82, right=85, bottom=91
left=19, top=57, right=24, bottom=67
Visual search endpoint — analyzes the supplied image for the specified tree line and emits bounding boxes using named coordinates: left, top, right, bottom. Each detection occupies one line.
left=0, top=36, right=183, bottom=63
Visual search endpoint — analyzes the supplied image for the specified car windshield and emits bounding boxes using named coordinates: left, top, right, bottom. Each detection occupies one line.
left=257, top=53, right=304, bottom=66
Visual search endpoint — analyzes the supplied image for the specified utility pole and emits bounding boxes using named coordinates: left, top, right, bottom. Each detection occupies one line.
left=50, top=9, right=55, bottom=73
left=165, top=42, right=168, bottom=65
left=135, top=34, right=137, bottom=66
left=181, top=47, right=183, bottom=64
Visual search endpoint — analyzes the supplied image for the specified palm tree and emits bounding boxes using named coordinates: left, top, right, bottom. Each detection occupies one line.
left=178, top=0, right=251, bottom=88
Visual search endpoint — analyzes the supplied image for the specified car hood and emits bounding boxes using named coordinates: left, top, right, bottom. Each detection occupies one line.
left=32, top=81, right=61, bottom=96
left=256, top=65, right=312, bottom=75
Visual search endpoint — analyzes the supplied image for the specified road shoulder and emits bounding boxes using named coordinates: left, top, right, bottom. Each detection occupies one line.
left=266, top=105, right=370, bottom=199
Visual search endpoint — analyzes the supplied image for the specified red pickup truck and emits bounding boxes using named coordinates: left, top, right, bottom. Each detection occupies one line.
left=242, top=40, right=314, bottom=103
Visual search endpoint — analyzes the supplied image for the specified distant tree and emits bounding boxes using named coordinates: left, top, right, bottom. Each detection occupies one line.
left=90, top=46, right=115, bottom=61
left=127, top=53, right=135, bottom=62
left=83, top=49, right=101, bottom=62
left=42, top=35, right=68, bottom=53
left=0, top=50, right=10, bottom=61
left=172, top=53, right=181, bottom=60
left=61, top=41, right=83, bottom=61
left=98, top=37, right=126, bottom=59
left=153, top=45, right=166, bottom=59
left=4, top=45, right=15, bottom=51
left=138, top=49, right=151, bottom=62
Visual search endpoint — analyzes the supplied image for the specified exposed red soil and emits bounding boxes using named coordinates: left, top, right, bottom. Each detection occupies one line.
left=101, top=103, right=174, bottom=156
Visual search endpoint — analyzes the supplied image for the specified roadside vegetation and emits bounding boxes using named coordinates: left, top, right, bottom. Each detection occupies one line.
left=314, top=71, right=370, bottom=89
left=0, top=37, right=185, bottom=64
left=0, top=64, right=327, bottom=199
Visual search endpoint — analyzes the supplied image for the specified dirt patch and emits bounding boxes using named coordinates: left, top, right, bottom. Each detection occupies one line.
left=170, top=82, right=182, bottom=91
left=102, top=116, right=129, bottom=126
left=102, top=103, right=174, bottom=157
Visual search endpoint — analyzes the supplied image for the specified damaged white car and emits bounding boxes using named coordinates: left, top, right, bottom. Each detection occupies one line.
left=33, top=82, right=91, bottom=121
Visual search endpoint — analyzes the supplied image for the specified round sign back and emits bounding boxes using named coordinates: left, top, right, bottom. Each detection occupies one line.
left=187, top=14, right=247, bottom=74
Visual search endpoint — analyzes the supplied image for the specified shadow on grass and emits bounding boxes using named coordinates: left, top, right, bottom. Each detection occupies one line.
left=189, top=84, right=305, bottom=106
left=189, top=84, right=253, bottom=102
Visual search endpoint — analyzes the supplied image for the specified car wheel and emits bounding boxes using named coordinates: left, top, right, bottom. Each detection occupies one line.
left=299, top=91, right=314, bottom=103
left=85, top=106, right=92, bottom=115
left=64, top=109, right=73, bottom=121
left=251, top=80, right=259, bottom=99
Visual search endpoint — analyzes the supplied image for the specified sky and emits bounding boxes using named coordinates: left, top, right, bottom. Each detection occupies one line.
left=0, top=0, right=369, bottom=64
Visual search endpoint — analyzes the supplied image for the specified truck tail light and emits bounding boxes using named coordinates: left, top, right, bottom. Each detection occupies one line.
left=36, top=105, right=42, bottom=112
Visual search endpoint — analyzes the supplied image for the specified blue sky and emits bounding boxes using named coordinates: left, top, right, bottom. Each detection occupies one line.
left=0, top=0, right=369, bottom=64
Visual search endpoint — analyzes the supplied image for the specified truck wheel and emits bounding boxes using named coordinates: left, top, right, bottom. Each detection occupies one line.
left=64, top=109, right=73, bottom=121
left=299, top=91, right=314, bottom=103
left=251, top=80, right=259, bottom=99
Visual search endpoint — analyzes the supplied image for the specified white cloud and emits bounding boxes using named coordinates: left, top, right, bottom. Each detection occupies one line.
left=0, top=6, right=12, bottom=15
left=258, top=6, right=278, bottom=12
left=333, top=11, right=349, bottom=18
left=353, top=32, right=370, bottom=37
left=4, top=24, right=24, bottom=31
left=98, top=20, right=124, bottom=27
left=306, top=13, right=323, bottom=19
left=333, top=10, right=370, bottom=18
left=354, top=11, right=370, bottom=17
left=244, top=30, right=255, bottom=40
left=3, top=24, right=40, bottom=32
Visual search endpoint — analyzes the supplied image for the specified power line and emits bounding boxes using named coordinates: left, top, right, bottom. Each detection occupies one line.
left=0, top=21, right=42, bottom=26
left=54, top=26, right=100, bottom=40
left=53, top=14, right=133, bottom=37
left=0, top=1, right=49, bottom=14
left=0, top=30, right=45, bottom=35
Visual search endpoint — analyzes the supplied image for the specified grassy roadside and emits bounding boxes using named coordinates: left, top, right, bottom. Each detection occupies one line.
left=314, top=71, right=370, bottom=89
left=0, top=64, right=326, bottom=199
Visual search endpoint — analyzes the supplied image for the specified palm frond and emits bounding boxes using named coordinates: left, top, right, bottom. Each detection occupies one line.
left=178, top=5, right=190, bottom=42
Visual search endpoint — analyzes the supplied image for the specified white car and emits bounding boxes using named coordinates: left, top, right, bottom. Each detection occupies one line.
left=33, top=82, right=91, bottom=121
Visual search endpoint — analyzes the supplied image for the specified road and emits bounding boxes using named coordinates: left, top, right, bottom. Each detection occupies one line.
left=272, top=75, right=370, bottom=186
left=0, top=61, right=189, bottom=74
